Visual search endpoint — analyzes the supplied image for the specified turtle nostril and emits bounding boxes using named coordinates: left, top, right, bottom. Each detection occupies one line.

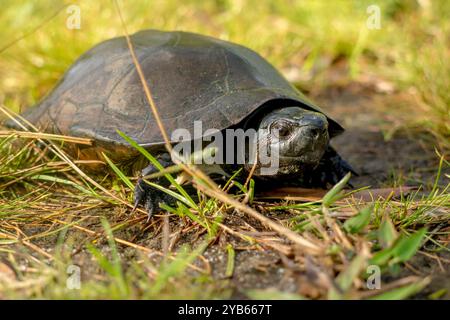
left=309, top=127, right=321, bottom=139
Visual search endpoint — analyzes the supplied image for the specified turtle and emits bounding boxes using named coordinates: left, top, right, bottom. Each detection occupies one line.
left=5, top=29, right=355, bottom=217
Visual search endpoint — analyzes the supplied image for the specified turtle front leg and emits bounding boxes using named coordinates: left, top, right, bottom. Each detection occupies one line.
left=306, top=146, right=357, bottom=188
left=133, top=153, right=175, bottom=220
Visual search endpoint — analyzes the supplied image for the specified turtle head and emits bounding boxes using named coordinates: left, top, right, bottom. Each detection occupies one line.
left=254, top=106, right=329, bottom=176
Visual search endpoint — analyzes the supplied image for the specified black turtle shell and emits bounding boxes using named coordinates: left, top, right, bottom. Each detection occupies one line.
left=11, top=30, right=343, bottom=149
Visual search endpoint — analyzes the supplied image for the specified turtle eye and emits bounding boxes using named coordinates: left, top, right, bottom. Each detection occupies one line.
left=270, top=120, right=291, bottom=138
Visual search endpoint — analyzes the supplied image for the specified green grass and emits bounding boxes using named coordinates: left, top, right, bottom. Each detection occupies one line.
left=0, top=0, right=449, bottom=299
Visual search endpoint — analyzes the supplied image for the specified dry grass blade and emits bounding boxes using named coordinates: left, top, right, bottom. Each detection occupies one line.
left=113, top=0, right=172, bottom=153
left=243, top=148, right=258, bottom=190
left=0, top=130, right=93, bottom=145
left=258, top=186, right=418, bottom=202
left=162, top=213, right=170, bottom=259
left=195, top=182, right=323, bottom=253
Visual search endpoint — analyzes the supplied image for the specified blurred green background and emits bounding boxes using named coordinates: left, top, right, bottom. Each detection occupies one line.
left=0, top=0, right=449, bottom=145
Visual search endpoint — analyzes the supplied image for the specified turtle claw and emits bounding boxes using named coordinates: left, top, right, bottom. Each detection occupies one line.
left=133, top=176, right=173, bottom=221
left=131, top=153, right=174, bottom=221
left=308, top=146, right=357, bottom=188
